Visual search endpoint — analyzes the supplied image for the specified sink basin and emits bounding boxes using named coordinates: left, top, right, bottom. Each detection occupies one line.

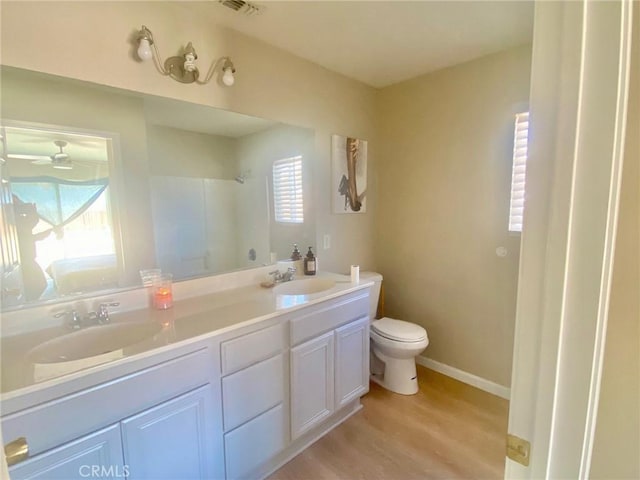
left=28, top=322, right=164, bottom=383
left=28, top=322, right=163, bottom=364
left=273, top=278, right=336, bottom=296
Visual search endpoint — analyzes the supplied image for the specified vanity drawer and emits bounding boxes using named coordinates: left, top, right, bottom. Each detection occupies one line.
left=222, top=353, right=284, bottom=432
left=224, top=403, right=287, bottom=480
left=1, top=348, right=211, bottom=457
left=221, top=323, right=285, bottom=376
left=290, top=292, right=369, bottom=346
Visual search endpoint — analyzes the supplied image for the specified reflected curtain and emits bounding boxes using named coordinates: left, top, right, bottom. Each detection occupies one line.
left=11, top=176, right=109, bottom=233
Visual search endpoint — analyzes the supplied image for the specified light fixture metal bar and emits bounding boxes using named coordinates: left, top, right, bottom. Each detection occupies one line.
left=136, top=25, right=235, bottom=86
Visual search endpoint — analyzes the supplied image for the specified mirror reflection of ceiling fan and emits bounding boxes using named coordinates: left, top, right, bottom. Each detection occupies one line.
left=7, top=140, right=88, bottom=170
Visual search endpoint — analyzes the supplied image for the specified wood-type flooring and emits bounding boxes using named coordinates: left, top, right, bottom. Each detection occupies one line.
left=269, top=365, right=509, bottom=480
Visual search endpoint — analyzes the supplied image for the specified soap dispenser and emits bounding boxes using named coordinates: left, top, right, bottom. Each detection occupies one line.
left=304, top=247, right=317, bottom=276
left=290, top=244, right=303, bottom=272
left=290, top=244, right=302, bottom=261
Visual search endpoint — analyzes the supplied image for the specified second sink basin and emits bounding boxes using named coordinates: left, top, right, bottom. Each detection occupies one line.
left=273, top=278, right=336, bottom=296
left=28, top=322, right=163, bottom=364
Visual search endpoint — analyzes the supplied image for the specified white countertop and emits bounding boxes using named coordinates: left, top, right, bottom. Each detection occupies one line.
left=0, top=272, right=373, bottom=400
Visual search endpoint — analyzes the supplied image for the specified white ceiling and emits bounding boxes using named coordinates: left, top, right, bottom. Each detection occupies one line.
left=4, top=127, right=109, bottom=163
left=4, top=126, right=110, bottom=179
left=196, top=0, right=534, bottom=88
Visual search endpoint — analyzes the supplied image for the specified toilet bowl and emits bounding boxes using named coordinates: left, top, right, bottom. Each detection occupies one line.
left=370, top=318, right=428, bottom=395
left=361, top=272, right=429, bottom=395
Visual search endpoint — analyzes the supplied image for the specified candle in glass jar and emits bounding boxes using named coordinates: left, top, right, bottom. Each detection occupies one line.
left=154, top=287, right=172, bottom=309
left=153, top=274, right=173, bottom=309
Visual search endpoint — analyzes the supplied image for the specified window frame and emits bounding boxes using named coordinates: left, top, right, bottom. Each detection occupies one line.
left=272, top=155, right=304, bottom=224
left=508, top=111, right=530, bottom=233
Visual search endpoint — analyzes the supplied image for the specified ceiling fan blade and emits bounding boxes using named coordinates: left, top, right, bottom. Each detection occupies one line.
left=17, top=137, right=102, bottom=147
left=52, top=153, right=70, bottom=162
left=7, top=153, right=51, bottom=161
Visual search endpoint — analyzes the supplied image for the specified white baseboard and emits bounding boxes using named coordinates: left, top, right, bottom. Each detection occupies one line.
left=416, top=356, right=511, bottom=400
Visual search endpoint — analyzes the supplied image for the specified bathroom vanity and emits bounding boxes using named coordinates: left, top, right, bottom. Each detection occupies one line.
left=1, top=273, right=372, bottom=480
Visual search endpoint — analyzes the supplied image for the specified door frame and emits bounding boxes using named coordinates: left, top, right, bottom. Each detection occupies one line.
left=506, top=0, right=634, bottom=478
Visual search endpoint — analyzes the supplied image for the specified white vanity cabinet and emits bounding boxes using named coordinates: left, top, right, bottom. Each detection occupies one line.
left=290, top=293, right=370, bottom=440
left=219, top=322, right=289, bottom=480
left=4, top=344, right=224, bottom=480
left=8, top=425, right=125, bottom=480
left=121, top=386, right=216, bottom=480
left=334, top=318, right=370, bottom=408
left=290, top=331, right=335, bottom=437
left=3, top=283, right=373, bottom=480
left=219, top=289, right=370, bottom=478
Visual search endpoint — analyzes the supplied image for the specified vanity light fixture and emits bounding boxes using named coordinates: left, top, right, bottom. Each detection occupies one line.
left=136, top=25, right=236, bottom=86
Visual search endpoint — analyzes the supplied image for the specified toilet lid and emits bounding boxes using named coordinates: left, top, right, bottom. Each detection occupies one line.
left=372, top=317, right=427, bottom=342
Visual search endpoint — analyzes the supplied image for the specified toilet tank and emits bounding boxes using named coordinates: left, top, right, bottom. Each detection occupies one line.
left=360, top=271, right=383, bottom=320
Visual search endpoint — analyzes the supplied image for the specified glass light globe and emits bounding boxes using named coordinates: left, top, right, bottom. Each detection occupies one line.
left=222, top=67, right=235, bottom=86
left=137, top=38, right=153, bottom=61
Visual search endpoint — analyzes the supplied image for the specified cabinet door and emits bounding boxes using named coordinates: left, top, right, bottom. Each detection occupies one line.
left=335, top=316, right=370, bottom=408
left=9, top=425, right=124, bottom=480
left=290, top=331, right=335, bottom=440
left=121, top=385, right=219, bottom=480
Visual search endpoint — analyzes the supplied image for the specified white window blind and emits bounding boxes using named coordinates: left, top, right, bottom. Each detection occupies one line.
left=273, top=156, right=303, bottom=223
left=508, top=112, right=529, bottom=233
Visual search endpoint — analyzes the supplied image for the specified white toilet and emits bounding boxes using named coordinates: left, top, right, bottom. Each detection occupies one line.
left=361, top=272, right=429, bottom=395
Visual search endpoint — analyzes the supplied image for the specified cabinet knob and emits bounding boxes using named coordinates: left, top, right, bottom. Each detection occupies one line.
left=4, top=436, right=29, bottom=466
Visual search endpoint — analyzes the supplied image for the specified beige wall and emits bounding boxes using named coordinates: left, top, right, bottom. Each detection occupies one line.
left=590, top=7, right=639, bottom=478
left=0, top=1, right=378, bottom=273
left=376, top=46, right=532, bottom=387
left=147, top=125, right=237, bottom=179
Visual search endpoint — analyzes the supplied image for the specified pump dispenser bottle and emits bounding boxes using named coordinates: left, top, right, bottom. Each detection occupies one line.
left=289, top=244, right=303, bottom=272
left=290, top=244, right=302, bottom=261
left=304, top=247, right=317, bottom=275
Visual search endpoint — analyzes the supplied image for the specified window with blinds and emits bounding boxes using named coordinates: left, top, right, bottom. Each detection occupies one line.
left=508, top=112, right=529, bottom=233
left=273, top=156, right=303, bottom=223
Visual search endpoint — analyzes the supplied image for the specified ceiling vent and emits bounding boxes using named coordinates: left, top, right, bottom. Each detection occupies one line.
left=219, top=0, right=262, bottom=16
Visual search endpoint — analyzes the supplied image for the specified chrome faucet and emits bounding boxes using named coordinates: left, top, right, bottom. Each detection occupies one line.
left=93, top=302, right=120, bottom=325
left=54, top=302, right=120, bottom=329
left=54, top=310, right=83, bottom=330
left=269, top=267, right=296, bottom=284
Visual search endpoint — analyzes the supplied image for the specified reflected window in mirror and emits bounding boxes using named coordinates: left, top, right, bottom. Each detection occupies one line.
left=273, top=156, right=303, bottom=224
left=1, top=124, right=120, bottom=304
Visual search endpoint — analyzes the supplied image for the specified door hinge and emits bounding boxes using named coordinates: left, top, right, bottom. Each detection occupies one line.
left=506, top=433, right=530, bottom=466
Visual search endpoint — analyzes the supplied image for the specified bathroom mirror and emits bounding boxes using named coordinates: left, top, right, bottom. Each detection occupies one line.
left=0, top=66, right=315, bottom=311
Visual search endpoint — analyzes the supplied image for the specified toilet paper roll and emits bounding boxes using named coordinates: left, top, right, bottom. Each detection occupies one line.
left=351, top=265, right=360, bottom=283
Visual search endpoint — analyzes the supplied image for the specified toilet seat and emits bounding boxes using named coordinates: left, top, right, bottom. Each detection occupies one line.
left=371, top=317, right=427, bottom=343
